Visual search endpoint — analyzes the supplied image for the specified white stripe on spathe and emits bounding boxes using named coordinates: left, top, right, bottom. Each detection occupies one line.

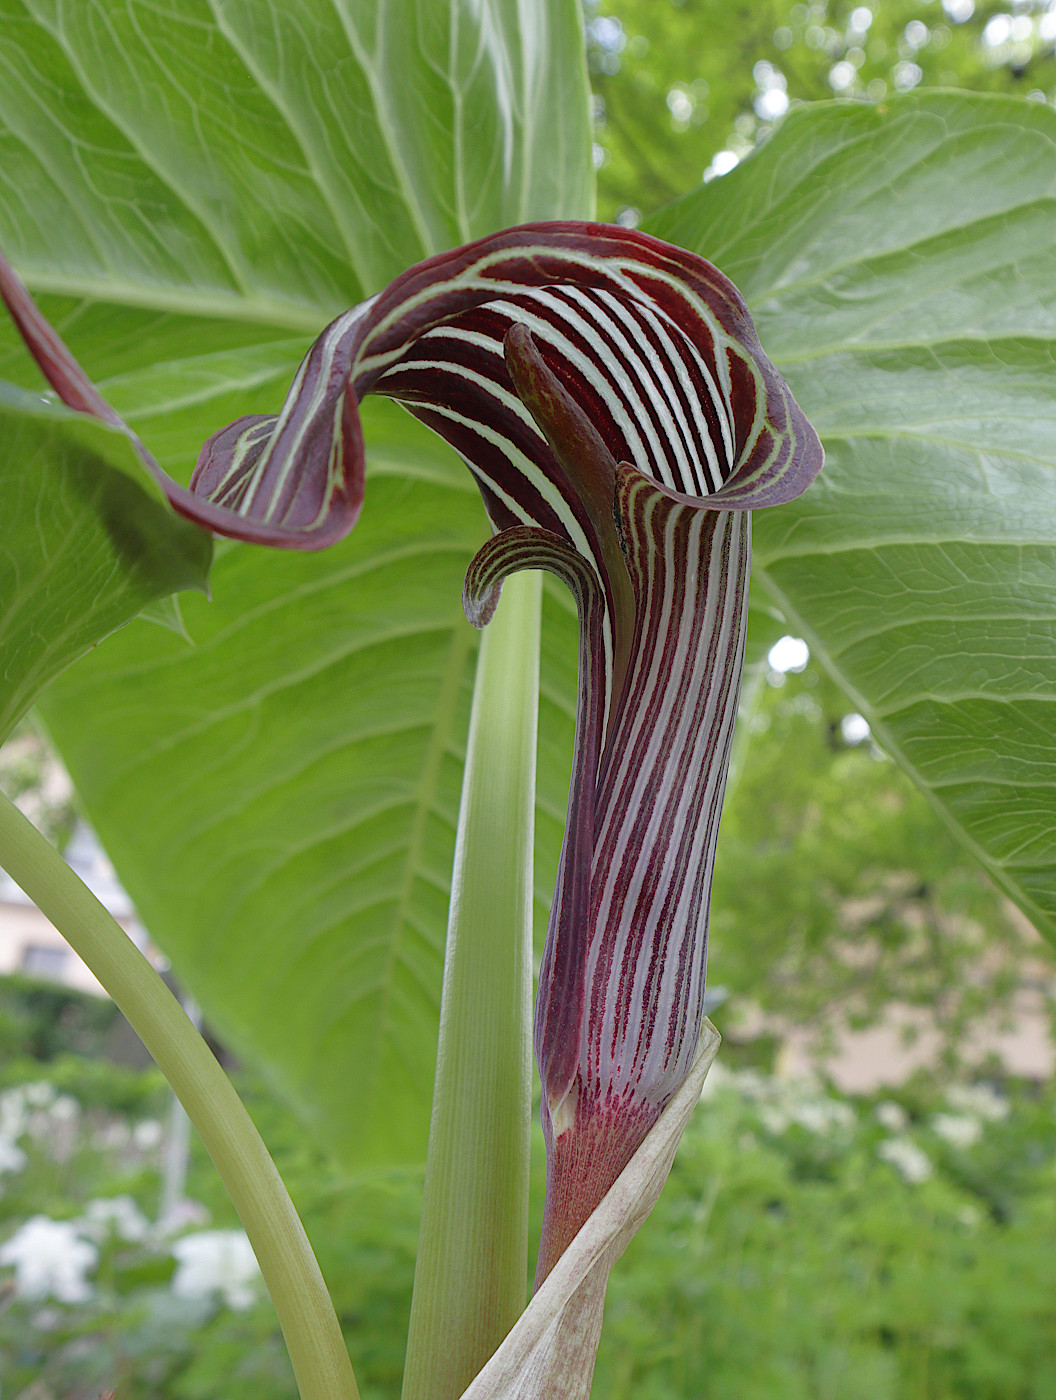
left=581, top=493, right=749, bottom=1107
left=237, top=304, right=366, bottom=522
left=467, top=291, right=669, bottom=491
left=355, top=238, right=739, bottom=379
left=208, top=235, right=788, bottom=541
left=399, top=394, right=617, bottom=701
left=634, top=513, right=746, bottom=1095
left=563, top=286, right=728, bottom=494
left=394, top=284, right=736, bottom=500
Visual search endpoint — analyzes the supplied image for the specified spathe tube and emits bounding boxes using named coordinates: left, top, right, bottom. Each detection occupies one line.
left=459, top=1022, right=721, bottom=1400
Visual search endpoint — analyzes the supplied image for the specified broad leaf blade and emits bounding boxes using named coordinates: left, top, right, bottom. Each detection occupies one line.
left=3, top=0, right=595, bottom=1165
left=645, top=92, right=1056, bottom=942
left=0, top=386, right=211, bottom=744
left=42, top=401, right=488, bottom=1165
left=1, top=0, right=592, bottom=317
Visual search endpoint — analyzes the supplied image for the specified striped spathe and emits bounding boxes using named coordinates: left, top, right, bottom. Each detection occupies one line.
left=0, top=221, right=824, bottom=1285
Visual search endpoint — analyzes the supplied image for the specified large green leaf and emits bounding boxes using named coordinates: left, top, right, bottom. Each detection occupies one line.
left=0, top=385, right=211, bottom=745
left=1, top=0, right=592, bottom=316
left=0, top=0, right=594, bottom=1166
left=646, top=92, right=1056, bottom=943
left=42, top=404, right=489, bottom=1163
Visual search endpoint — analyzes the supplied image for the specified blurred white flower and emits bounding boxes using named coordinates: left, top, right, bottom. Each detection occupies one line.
left=875, top=1100, right=908, bottom=1132
left=171, top=1230, right=260, bottom=1311
left=947, top=1083, right=1009, bottom=1122
left=48, top=1095, right=79, bottom=1123
left=0, top=1134, right=27, bottom=1175
left=877, top=1136, right=932, bottom=1184
left=157, top=1198, right=211, bottom=1238
left=9, top=1084, right=69, bottom=1149
left=0, top=1217, right=98, bottom=1302
left=932, top=1113, right=982, bottom=1149
left=22, top=1082, right=56, bottom=1109
left=79, top=1196, right=150, bottom=1243
left=791, top=1098, right=855, bottom=1136
left=697, top=1059, right=731, bottom=1100
left=730, top=1068, right=769, bottom=1101
left=92, top=1120, right=132, bottom=1152
left=737, top=1069, right=854, bottom=1138
left=133, top=1119, right=164, bottom=1151
left=758, top=1104, right=791, bottom=1134
left=0, top=1087, right=28, bottom=1139
left=30, top=1305, right=62, bottom=1331
left=26, top=1093, right=79, bottom=1164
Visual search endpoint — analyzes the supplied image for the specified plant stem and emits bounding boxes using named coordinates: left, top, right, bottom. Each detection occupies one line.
left=401, top=568, right=542, bottom=1400
left=0, top=788, right=359, bottom=1400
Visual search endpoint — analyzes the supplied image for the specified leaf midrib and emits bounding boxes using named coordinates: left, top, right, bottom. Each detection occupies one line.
left=15, top=269, right=331, bottom=334
left=754, top=562, right=1056, bottom=940
left=317, top=612, right=474, bottom=1084
left=744, top=190, right=1056, bottom=310
left=33, top=7, right=256, bottom=299
left=772, top=331, right=1056, bottom=368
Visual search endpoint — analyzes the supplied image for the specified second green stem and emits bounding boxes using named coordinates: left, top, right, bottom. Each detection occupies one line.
left=401, top=568, right=542, bottom=1400
left=0, top=788, right=358, bottom=1400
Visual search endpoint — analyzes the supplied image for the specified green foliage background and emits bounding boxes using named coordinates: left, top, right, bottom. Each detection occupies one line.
left=0, top=4, right=1055, bottom=1391
left=2, top=991, right=1055, bottom=1400
left=710, top=663, right=1049, bottom=1054
left=590, top=0, right=1056, bottom=220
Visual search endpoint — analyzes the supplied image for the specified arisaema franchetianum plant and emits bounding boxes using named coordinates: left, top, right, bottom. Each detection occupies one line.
left=2, top=223, right=822, bottom=1287
left=0, top=2, right=1054, bottom=1397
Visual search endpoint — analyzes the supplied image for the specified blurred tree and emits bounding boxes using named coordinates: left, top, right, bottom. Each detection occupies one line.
left=709, top=657, right=1054, bottom=1064
left=589, top=0, right=1056, bottom=221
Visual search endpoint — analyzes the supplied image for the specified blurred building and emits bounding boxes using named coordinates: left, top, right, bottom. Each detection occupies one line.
left=0, top=821, right=149, bottom=997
